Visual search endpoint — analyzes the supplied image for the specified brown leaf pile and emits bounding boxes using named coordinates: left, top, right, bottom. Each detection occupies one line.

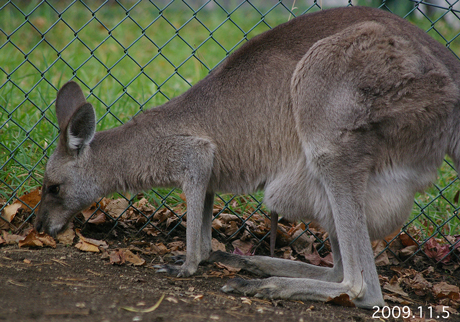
left=381, top=266, right=459, bottom=315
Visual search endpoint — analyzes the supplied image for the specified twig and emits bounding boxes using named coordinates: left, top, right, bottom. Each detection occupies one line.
left=288, top=0, right=297, bottom=21
left=120, top=293, right=165, bottom=313
left=52, top=259, right=70, bottom=267
left=86, top=269, right=103, bottom=277
left=7, top=279, right=26, bottom=287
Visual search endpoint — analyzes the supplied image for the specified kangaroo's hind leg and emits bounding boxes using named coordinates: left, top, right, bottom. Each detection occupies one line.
left=217, top=146, right=384, bottom=308
left=210, top=235, right=343, bottom=281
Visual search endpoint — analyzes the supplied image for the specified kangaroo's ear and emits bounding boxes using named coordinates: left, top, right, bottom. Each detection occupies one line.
left=65, top=102, right=96, bottom=153
left=55, top=81, right=96, bottom=154
left=55, top=81, right=87, bottom=131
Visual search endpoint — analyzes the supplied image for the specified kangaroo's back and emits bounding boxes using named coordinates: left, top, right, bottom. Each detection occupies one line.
left=141, top=6, right=460, bottom=193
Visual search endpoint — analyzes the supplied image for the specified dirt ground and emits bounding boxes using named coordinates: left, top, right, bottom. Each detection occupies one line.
left=0, top=241, right=458, bottom=322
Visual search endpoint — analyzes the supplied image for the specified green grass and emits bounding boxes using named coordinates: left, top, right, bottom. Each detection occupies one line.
left=411, top=159, right=460, bottom=238
left=1, top=1, right=459, bottom=240
left=0, top=1, right=291, bottom=198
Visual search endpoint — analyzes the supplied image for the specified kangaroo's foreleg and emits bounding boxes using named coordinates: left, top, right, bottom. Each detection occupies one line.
left=155, top=137, right=216, bottom=277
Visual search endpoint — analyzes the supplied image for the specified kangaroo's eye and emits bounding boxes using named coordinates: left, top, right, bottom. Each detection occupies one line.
left=47, top=185, right=60, bottom=195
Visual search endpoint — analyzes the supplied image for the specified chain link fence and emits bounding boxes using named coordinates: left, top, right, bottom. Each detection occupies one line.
left=1, top=0, right=460, bottom=264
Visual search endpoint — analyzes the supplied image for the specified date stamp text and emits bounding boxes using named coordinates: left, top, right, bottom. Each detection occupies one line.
left=372, top=306, right=451, bottom=319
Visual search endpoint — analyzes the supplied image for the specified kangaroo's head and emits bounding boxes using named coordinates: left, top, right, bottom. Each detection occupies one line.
left=35, top=81, right=99, bottom=236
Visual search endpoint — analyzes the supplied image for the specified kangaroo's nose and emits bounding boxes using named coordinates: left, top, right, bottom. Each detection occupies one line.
left=34, top=217, right=43, bottom=232
left=34, top=206, right=45, bottom=232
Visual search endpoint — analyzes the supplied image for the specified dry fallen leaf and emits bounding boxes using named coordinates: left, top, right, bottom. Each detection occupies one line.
left=231, top=240, right=254, bottom=256
left=383, top=281, right=409, bottom=297
left=18, top=230, right=56, bottom=248
left=218, top=213, right=240, bottom=223
left=81, top=199, right=110, bottom=225
left=1, top=188, right=43, bottom=223
left=152, top=208, right=171, bottom=223
left=206, top=270, right=225, bottom=278
left=88, top=212, right=106, bottom=224
left=287, top=222, right=306, bottom=236
left=383, top=294, right=413, bottom=305
left=105, top=198, right=129, bottom=218
left=121, top=249, right=145, bottom=266
left=280, top=246, right=294, bottom=260
left=18, top=188, right=41, bottom=209
left=372, top=240, right=391, bottom=266
left=215, top=262, right=241, bottom=275
left=81, top=207, right=96, bottom=221
left=399, top=245, right=418, bottom=258
left=212, top=218, right=223, bottom=230
left=56, top=227, right=76, bottom=245
left=75, top=230, right=108, bottom=247
left=298, top=244, right=327, bottom=267
left=320, top=252, right=333, bottom=267
left=384, top=229, right=400, bottom=243
left=149, top=243, right=169, bottom=255
left=75, top=240, right=100, bottom=253
left=165, top=216, right=179, bottom=229
left=399, top=232, right=418, bottom=247
left=291, top=231, right=315, bottom=253
left=375, top=252, right=390, bottom=266
left=325, top=294, right=356, bottom=307
left=1, top=203, right=22, bottom=223
left=224, top=221, right=238, bottom=236
left=211, top=238, right=226, bottom=252
left=109, top=249, right=145, bottom=266
left=424, top=238, right=451, bottom=264
left=74, top=229, right=107, bottom=253
left=433, top=282, right=460, bottom=300
left=2, top=231, right=24, bottom=244
left=109, top=250, right=123, bottom=265
left=407, top=273, right=432, bottom=296
left=167, top=241, right=185, bottom=252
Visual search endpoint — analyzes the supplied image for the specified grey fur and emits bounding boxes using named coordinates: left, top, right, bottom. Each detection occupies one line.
left=36, top=6, right=460, bottom=309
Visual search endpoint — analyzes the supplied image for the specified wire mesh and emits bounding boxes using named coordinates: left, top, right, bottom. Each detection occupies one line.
left=1, top=0, right=459, bottom=264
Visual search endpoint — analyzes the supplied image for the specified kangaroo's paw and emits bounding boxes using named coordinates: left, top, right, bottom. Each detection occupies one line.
left=222, top=278, right=281, bottom=299
left=154, top=264, right=195, bottom=277
left=222, top=277, right=385, bottom=308
left=171, top=254, right=186, bottom=265
left=154, top=261, right=198, bottom=277
left=154, top=264, right=181, bottom=276
left=153, top=254, right=187, bottom=275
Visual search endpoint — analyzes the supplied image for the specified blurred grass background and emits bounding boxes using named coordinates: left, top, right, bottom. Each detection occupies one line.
left=1, top=0, right=460, bottom=240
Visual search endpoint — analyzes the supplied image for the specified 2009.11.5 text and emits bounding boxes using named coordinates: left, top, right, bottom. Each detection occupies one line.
left=372, top=306, right=450, bottom=319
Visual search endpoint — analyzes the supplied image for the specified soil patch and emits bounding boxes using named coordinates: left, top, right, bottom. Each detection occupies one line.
left=1, top=243, right=459, bottom=322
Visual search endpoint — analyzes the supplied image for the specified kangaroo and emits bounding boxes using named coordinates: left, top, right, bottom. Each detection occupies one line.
left=35, top=6, right=460, bottom=308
